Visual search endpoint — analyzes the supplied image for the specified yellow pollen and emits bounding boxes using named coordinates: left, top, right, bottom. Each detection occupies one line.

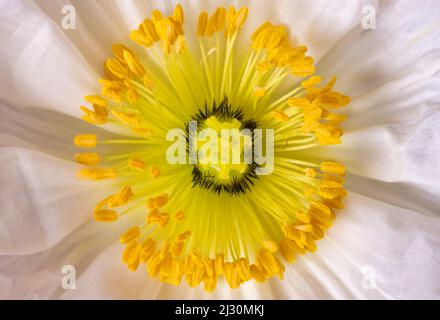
left=94, top=209, right=119, bottom=222
left=149, top=165, right=161, bottom=178
left=75, top=152, right=100, bottom=165
left=174, top=211, right=184, bottom=221
left=128, top=158, right=146, bottom=171
left=320, top=161, right=346, bottom=176
left=77, top=168, right=118, bottom=180
left=84, top=95, right=108, bottom=107
left=120, top=226, right=141, bottom=244
left=74, top=134, right=97, bottom=148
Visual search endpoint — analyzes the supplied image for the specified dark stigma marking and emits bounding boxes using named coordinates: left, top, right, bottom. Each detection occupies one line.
left=186, top=98, right=260, bottom=196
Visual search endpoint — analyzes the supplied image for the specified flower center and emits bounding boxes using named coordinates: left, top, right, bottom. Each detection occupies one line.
left=189, top=99, right=259, bottom=195
left=73, top=3, right=350, bottom=292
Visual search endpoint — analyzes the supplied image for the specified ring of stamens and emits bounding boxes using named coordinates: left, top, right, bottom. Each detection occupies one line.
left=73, top=3, right=350, bottom=292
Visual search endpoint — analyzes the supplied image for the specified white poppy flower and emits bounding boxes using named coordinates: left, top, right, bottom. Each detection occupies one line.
left=0, top=0, right=439, bottom=300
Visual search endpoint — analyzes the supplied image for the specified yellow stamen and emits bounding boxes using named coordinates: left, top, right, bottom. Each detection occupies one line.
left=120, top=226, right=141, bottom=244
left=175, top=211, right=184, bottom=221
left=74, top=134, right=97, bottom=148
left=75, top=152, right=100, bottom=165
left=320, top=161, right=346, bottom=176
left=77, top=168, right=118, bottom=180
left=84, top=95, right=108, bottom=107
left=128, top=157, right=146, bottom=171
left=94, top=209, right=119, bottom=222
left=150, top=165, right=161, bottom=178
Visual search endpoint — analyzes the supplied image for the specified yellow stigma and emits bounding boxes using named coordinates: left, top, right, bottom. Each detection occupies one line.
left=73, top=4, right=349, bottom=292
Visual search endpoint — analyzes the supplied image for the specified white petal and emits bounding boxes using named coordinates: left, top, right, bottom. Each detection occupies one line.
left=270, top=192, right=440, bottom=299
left=0, top=0, right=97, bottom=116
left=0, top=147, right=112, bottom=255
left=316, top=0, right=440, bottom=184
left=0, top=218, right=128, bottom=299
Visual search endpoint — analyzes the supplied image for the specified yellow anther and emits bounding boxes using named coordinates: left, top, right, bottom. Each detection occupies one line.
left=204, top=276, right=217, bottom=292
left=139, top=238, right=156, bottom=256
left=175, top=35, right=185, bottom=54
left=173, top=4, right=184, bottom=25
left=279, top=239, right=297, bottom=263
left=287, top=97, right=311, bottom=108
left=174, top=211, right=184, bottom=221
left=301, top=76, right=322, bottom=89
left=249, top=264, right=266, bottom=283
left=320, top=161, right=346, bottom=176
left=235, top=7, right=249, bottom=29
left=223, top=262, right=240, bottom=289
left=141, top=19, right=159, bottom=42
left=171, top=241, right=185, bottom=257
left=254, top=86, right=267, bottom=97
left=272, top=110, right=289, bottom=122
left=84, top=95, right=107, bottom=107
left=197, top=11, right=208, bottom=36
left=154, top=193, right=169, bottom=208
left=109, top=186, right=134, bottom=208
left=309, top=201, right=332, bottom=217
left=150, top=165, right=161, bottom=178
left=106, top=58, right=129, bottom=79
left=251, top=22, right=272, bottom=41
left=263, top=240, right=278, bottom=253
left=161, top=38, right=172, bottom=54
left=315, top=124, right=342, bottom=145
left=317, top=91, right=341, bottom=107
left=146, top=198, right=155, bottom=210
left=304, top=188, right=315, bottom=197
left=142, top=76, right=154, bottom=90
left=111, top=44, right=134, bottom=64
left=123, top=50, right=145, bottom=78
left=120, top=226, right=141, bottom=244
left=214, top=254, right=224, bottom=276
left=281, top=223, right=298, bottom=241
left=295, top=224, right=313, bottom=232
left=302, top=108, right=322, bottom=133
left=80, top=106, right=107, bottom=125
left=111, top=110, right=140, bottom=127
left=128, top=157, right=145, bottom=171
left=74, top=134, right=97, bottom=148
left=77, top=168, right=118, bottom=180
left=256, top=61, right=272, bottom=72
left=94, top=209, right=118, bottom=222
left=126, top=85, right=139, bottom=104
left=128, top=246, right=141, bottom=271
left=296, top=211, right=311, bottom=223
left=290, top=55, right=315, bottom=77
left=226, top=6, right=236, bottom=36
left=213, top=7, right=227, bottom=32
left=304, top=168, right=316, bottom=178
left=147, top=210, right=170, bottom=227
left=177, top=231, right=191, bottom=243
left=151, top=10, right=163, bottom=23
left=205, top=15, right=217, bottom=37
left=341, top=95, right=351, bottom=106
left=75, top=152, right=100, bottom=165
left=325, top=113, right=347, bottom=123
left=122, top=241, right=138, bottom=264
left=130, top=30, right=155, bottom=47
